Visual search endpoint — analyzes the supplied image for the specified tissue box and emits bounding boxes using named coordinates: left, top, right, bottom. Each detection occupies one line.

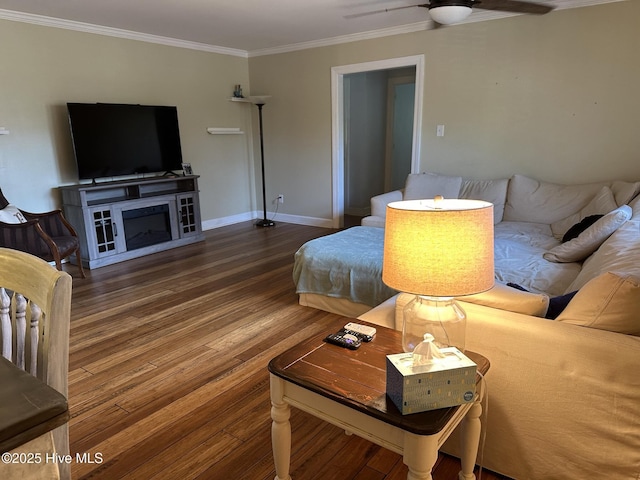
left=386, top=348, right=477, bottom=414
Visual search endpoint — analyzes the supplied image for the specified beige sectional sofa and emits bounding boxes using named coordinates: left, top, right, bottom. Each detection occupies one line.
left=351, top=172, right=640, bottom=479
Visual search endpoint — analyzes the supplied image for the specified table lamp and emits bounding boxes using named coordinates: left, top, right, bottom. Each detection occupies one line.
left=382, top=197, right=494, bottom=353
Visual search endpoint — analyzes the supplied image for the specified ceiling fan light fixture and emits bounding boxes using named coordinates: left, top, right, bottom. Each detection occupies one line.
left=429, top=5, right=473, bottom=25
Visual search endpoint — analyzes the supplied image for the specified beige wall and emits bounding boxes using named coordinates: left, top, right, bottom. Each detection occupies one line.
left=249, top=1, right=640, bottom=224
left=0, top=20, right=251, bottom=224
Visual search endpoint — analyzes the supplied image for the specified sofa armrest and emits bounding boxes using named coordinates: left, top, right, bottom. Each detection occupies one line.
left=358, top=295, right=397, bottom=328
left=391, top=284, right=549, bottom=329
left=370, top=190, right=403, bottom=218
left=460, top=283, right=549, bottom=316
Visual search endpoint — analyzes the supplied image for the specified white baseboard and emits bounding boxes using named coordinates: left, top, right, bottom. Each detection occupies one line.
left=269, top=212, right=334, bottom=228
left=202, top=212, right=255, bottom=230
left=202, top=210, right=334, bottom=231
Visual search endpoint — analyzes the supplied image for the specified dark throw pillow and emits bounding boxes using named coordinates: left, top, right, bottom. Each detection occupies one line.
left=562, top=215, right=604, bottom=243
left=545, top=291, right=578, bottom=319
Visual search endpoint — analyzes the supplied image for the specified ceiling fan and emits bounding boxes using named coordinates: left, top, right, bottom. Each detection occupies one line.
left=346, top=1, right=555, bottom=26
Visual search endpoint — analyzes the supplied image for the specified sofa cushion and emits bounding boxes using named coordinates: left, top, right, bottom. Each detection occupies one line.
left=0, top=204, right=27, bottom=224
left=561, top=215, right=603, bottom=242
left=459, top=178, right=509, bottom=223
left=611, top=180, right=640, bottom=206
left=631, top=193, right=640, bottom=217
left=460, top=282, right=549, bottom=317
left=566, top=218, right=640, bottom=292
left=502, top=284, right=577, bottom=319
left=503, top=175, right=608, bottom=224
left=550, top=186, right=618, bottom=239
left=557, top=272, right=640, bottom=335
left=543, top=205, right=632, bottom=263
left=494, top=221, right=581, bottom=296
left=394, top=286, right=550, bottom=327
left=404, top=172, right=462, bottom=201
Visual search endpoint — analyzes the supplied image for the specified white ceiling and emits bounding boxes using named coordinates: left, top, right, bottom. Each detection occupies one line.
left=0, top=0, right=626, bottom=56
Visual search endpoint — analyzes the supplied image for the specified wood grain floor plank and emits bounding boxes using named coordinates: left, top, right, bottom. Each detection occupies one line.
left=354, top=466, right=387, bottom=480
left=366, top=446, right=403, bottom=475
left=70, top=403, right=130, bottom=449
left=129, top=430, right=243, bottom=480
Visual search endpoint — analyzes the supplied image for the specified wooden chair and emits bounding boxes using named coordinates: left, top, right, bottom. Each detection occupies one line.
left=0, top=248, right=72, bottom=480
left=0, top=189, right=86, bottom=278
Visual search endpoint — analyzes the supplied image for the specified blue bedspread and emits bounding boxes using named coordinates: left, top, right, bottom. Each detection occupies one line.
left=293, top=226, right=397, bottom=307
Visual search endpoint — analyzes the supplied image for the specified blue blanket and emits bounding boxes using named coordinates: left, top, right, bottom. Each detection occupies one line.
left=293, top=226, right=397, bottom=307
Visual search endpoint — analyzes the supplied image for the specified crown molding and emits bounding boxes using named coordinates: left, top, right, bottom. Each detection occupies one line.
left=248, top=21, right=433, bottom=57
left=0, top=9, right=249, bottom=58
left=0, top=1, right=626, bottom=59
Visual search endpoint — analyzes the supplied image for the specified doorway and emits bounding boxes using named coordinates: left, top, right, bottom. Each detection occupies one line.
left=386, top=75, right=416, bottom=192
left=331, top=55, right=424, bottom=228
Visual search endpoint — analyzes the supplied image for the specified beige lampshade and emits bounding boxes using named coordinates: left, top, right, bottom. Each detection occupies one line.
left=382, top=198, right=495, bottom=297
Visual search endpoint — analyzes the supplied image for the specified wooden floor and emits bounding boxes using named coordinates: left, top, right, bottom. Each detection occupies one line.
left=66, top=221, right=508, bottom=480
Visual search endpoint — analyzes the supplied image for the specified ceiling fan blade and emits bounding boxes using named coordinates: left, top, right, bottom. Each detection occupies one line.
left=473, top=0, right=555, bottom=15
left=344, top=3, right=429, bottom=19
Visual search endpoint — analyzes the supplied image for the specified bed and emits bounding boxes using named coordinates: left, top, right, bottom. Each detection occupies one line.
left=293, top=226, right=397, bottom=317
left=294, top=220, right=585, bottom=317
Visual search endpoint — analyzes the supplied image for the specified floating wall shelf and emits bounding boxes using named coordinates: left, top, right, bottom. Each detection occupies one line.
left=0, top=127, right=9, bottom=135
left=207, top=127, right=244, bottom=135
left=229, top=95, right=271, bottom=105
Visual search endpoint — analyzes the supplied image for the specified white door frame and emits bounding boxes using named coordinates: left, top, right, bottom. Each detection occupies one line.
left=331, top=55, right=424, bottom=228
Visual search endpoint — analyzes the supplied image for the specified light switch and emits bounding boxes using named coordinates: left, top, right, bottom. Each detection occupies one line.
left=436, top=125, right=445, bottom=137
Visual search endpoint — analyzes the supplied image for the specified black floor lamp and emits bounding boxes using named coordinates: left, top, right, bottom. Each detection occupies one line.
left=253, top=99, right=275, bottom=227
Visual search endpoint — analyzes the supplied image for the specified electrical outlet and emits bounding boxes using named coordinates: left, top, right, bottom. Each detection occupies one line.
left=277, top=194, right=284, bottom=204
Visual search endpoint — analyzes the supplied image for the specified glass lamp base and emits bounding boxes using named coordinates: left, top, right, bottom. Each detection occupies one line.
left=401, top=295, right=467, bottom=353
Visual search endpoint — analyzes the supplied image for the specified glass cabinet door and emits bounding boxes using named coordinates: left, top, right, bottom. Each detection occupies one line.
left=177, top=194, right=200, bottom=238
left=91, top=207, right=118, bottom=257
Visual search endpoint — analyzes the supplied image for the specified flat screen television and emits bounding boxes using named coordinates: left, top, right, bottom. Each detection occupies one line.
left=67, top=103, right=183, bottom=181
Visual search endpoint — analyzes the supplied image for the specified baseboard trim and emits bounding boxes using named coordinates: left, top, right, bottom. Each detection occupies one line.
left=202, top=211, right=334, bottom=231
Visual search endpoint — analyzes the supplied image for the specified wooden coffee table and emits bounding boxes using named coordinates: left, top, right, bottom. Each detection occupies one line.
left=268, top=318, right=489, bottom=480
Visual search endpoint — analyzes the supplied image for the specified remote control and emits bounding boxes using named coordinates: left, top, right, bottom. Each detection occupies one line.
left=324, top=331, right=361, bottom=350
left=343, top=322, right=376, bottom=342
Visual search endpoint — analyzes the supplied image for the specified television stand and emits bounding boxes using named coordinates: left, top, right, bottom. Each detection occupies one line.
left=60, top=175, right=204, bottom=269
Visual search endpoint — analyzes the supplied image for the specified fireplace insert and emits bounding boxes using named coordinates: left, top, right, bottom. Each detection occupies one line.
left=122, top=204, right=172, bottom=251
